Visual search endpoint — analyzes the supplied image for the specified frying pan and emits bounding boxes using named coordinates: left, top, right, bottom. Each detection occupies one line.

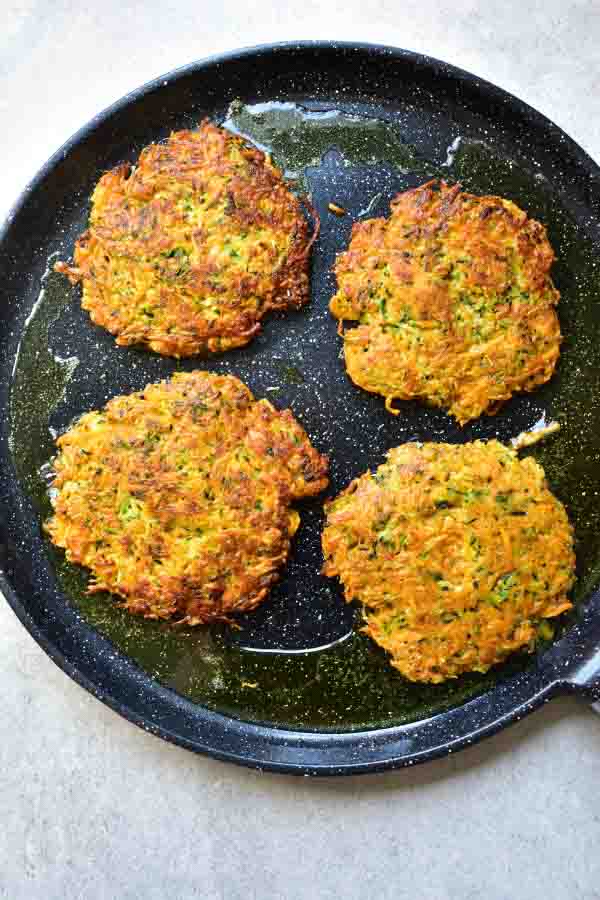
left=2, top=41, right=600, bottom=776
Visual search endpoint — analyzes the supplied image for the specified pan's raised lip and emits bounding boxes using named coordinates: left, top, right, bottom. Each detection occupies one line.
left=2, top=40, right=600, bottom=775
left=2, top=39, right=599, bottom=246
left=0, top=568, right=564, bottom=775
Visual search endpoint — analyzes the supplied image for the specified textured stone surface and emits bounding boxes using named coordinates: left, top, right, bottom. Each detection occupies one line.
left=1, top=3, right=600, bottom=898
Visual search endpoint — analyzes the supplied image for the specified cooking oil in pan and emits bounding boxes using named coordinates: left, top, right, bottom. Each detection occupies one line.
left=9, top=106, right=600, bottom=730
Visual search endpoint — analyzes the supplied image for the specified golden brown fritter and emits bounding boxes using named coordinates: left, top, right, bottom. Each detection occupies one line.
left=330, top=181, right=562, bottom=424
left=56, top=121, right=317, bottom=357
left=322, top=441, right=575, bottom=683
left=45, top=371, right=328, bottom=624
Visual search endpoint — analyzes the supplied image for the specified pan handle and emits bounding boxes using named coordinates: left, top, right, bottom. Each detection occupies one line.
left=564, top=655, right=600, bottom=704
left=554, top=593, right=600, bottom=707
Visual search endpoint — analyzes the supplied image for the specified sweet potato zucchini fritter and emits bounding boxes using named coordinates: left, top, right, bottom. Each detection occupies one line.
left=322, top=441, right=575, bottom=683
left=45, top=372, right=328, bottom=624
left=330, top=181, right=562, bottom=424
left=56, top=121, right=316, bottom=357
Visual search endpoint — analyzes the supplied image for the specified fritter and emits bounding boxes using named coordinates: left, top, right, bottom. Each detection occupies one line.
left=330, top=180, right=562, bottom=424
left=322, top=441, right=575, bottom=683
left=56, top=121, right=317, bottom=357
left=45, top=371, right=328, bottom=624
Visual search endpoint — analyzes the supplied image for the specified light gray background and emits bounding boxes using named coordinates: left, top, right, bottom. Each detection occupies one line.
left=2, top=3, right=600, bottom=898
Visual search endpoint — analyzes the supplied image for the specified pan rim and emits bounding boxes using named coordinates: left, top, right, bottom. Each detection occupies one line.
left=0, top=565, right=564, bottom=775
left=1, top=40, right=598, bottom=775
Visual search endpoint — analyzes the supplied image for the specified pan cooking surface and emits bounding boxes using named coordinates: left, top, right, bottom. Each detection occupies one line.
left=3, top=45, right=600, bottom=767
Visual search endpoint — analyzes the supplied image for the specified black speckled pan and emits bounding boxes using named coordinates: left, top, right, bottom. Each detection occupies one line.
left=2, top=42, right=600, bottom=775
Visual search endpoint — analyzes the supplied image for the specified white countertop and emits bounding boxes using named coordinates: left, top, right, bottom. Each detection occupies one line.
left=2, top=3, right=600, bottom=898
